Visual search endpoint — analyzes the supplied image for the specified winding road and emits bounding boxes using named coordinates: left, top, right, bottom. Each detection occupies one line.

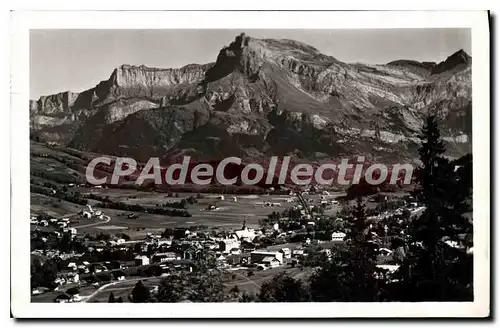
left=81, top=276, right=160, bottom=303
left=74, top=215, right=111, bottom=229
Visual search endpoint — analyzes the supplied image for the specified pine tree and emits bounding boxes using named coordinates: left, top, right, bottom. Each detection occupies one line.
left=129, top=280, right=150, bottom=303
left=411, top=114, right=449, bottom=250
left=348, top=197, right=370, bottom=244
left=400, top=114, right=473, bottom=301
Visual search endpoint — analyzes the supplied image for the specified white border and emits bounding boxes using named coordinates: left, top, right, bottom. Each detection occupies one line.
left=10, top=10, right=490, bottom=318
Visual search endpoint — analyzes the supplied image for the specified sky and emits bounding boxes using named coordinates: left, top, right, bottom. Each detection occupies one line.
left=30, top=29, right=471, bottom=99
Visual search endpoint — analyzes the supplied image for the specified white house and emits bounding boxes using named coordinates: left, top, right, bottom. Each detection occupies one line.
left=279, top=248, right=291, bottom=259
left=156, top=238, right=172, bottom=246
left=216, top=254, right=228, bottom=267
left=331, top=232, right=346, bottom=242
left=219, top=238, right=241, bottom=252
left=57, top=221, right=68, bottom=229
left=250, top=250, right=283, bottom=265
left=375, top=264, right=400, bottom=280
left=67, top=262, right=77, bottom=271
left=444, top=240, right=463, bottom=249
left=261, top=256, right=281, bottom=268
left=134, top=255, right=150, bottom=266
left=67, top=272, right=79, bottom=283
left=292, top=249, right=305, bottom=257
left=230, top=248, right=241, bottom=255
left=152, top=252, right=181, bottom=263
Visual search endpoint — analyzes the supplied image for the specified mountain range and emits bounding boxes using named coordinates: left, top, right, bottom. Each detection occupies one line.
left=30, top=33, right=472, bottom=164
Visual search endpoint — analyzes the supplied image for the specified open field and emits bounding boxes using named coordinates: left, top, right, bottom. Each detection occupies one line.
left=31, top=186, right=347, bottom=239
left=223, top=266, right=315, bottom=295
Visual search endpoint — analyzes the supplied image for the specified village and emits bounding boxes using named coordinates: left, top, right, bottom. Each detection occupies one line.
left=28, top=182, right=450, bottom=303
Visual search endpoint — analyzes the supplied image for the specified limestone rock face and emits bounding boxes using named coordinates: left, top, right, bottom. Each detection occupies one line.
left=30, top=34, right=472, bottom=162
left=30, top=91, right=79, bottom=114
left=107, top=63, right=212, bottom=99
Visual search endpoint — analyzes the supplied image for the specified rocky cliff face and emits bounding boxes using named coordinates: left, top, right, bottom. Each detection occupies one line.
left=106, top=63, right=212, bottom=100
left=30, top=33, right=472, bottom=162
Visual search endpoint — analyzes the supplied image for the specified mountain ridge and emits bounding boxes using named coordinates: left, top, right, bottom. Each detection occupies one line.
left=30, top=33, right=472, bottom=163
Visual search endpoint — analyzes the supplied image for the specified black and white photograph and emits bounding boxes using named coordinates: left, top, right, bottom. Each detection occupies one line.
left=9, top=10, right=490, bottom=318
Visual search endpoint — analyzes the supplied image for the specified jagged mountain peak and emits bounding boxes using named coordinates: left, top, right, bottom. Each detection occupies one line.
left=448, top=49, right=471, bottom=61
left=205, top=33, right=336, bottom=82
left=442, top=49, right=472, bottom=69
left=431, top=49, right=471, bottom=75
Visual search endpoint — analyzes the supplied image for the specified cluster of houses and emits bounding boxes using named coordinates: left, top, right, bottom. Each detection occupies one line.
left=80, top=204, right=108, bottom=220
left=128, top=224, right=286, bottom=270
left=30, top=215, right=78, bottom=239
left=132, top=234, right=290, bottom=271
left=366, top=202, right=426, bottom=222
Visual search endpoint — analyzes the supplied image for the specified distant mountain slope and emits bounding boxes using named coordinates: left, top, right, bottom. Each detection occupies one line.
left=30, top=33, right=472, bottom=162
